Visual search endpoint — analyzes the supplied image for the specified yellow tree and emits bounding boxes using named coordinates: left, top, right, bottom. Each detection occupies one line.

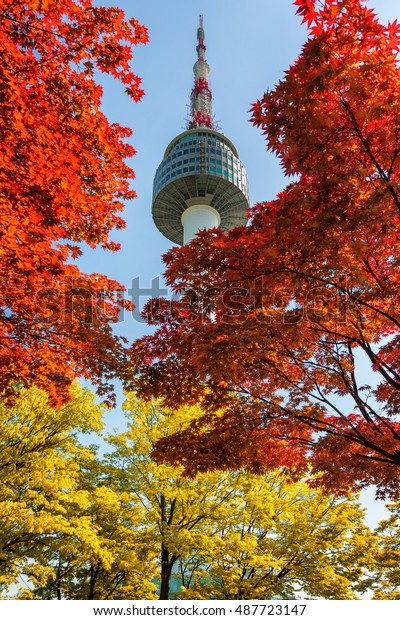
left=106, top=395, right=376, bottom=600
left=106, top=396, right=235, bottom=600
left=20, top=473, right=157, bottom=600
left=0, top=384, right=102, bottom=592
left=0, top=385, right=156, bottom=599
left=0, top=388, right=376, bottom=600
left=369, top=502, right=400, bottom=600
left=177, top=472, right=376, bottom=600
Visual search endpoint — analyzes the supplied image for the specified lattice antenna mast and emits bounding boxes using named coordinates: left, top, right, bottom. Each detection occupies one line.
left=189, top=15, right=214, bottom=129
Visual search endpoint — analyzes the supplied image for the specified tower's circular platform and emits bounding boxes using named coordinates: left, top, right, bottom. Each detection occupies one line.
left=152, top=128, right=249, bottom=245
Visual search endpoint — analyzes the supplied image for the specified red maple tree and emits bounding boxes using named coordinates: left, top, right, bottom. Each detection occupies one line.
left=130, top=0, right=400, bottom=497
left=0, top=0, right=148, bottom=404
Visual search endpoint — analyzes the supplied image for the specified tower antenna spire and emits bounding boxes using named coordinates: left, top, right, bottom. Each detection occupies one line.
left=189, top=14, right=213, bottom=129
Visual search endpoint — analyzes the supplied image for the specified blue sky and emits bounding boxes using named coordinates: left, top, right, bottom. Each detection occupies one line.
left=86, top=0, right=400, bottom=338
left=84, top=0, right=400, bottom=527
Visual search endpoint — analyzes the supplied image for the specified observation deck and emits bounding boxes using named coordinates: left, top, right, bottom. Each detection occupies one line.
left=152, top=127, right=249, bottom=245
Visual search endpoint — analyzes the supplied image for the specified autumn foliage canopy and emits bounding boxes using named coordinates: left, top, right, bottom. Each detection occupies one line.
left=0, top=0, right=147, bottom=404
left=131, top=0, right=400, bottom=497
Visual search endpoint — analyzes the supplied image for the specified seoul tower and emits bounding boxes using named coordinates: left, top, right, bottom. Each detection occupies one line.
left=152, top=16, right=249, bottom=245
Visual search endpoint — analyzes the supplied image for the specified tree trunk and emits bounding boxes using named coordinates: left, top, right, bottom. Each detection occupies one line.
left=159, top=542, right=173, bottom=600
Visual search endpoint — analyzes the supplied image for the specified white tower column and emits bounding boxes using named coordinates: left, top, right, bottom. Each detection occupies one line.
left=181, top=204, right=221, bottom=244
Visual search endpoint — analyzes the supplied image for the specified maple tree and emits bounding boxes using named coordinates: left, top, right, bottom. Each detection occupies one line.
left=0, top=0, right=148, bottom=404
left=129, top=0, right=400, bottom=497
